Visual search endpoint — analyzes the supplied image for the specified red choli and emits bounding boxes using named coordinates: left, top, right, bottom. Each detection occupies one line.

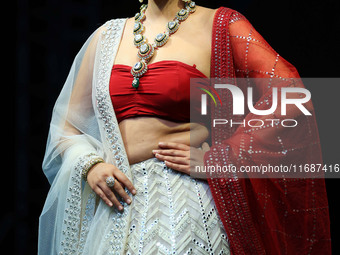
left=109, top=60, right=207, bottom=124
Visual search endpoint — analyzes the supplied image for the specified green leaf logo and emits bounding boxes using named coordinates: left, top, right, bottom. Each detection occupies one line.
left=197, top=86, right=223, bottom=107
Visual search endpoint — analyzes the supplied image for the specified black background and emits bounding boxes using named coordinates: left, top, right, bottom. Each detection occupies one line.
left=10, top=0, right=340, bottom=254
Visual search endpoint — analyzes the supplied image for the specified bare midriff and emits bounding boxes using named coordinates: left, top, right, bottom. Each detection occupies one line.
left=118, top=116, right=209, bottom=165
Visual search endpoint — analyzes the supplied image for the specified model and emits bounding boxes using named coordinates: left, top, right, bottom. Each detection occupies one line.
left=38, top=0, right=331, bottom=254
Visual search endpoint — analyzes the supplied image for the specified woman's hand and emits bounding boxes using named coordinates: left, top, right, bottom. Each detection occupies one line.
left=86, top=162, right=137, bottom=211
left=152, top=141, right=211, bottom=175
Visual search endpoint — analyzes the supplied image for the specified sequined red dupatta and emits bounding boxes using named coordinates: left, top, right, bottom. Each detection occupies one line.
left=204, top=7, right=331, bottom=254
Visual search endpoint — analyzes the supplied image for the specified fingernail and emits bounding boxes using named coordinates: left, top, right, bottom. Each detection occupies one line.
left=118, top=205, right=123, bottom=210
left=108, top=202, right=113, bottom=207
left=132, top=189, right=137, bottom=195
left=152, top=150, right=158, bottom=153
left=127, top=198, right=131, bottom=204
left=158, top=142, right=164, bottom=145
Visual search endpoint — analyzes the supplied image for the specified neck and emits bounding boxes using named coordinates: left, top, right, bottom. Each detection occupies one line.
left=145, top=0, right=185, bottom=21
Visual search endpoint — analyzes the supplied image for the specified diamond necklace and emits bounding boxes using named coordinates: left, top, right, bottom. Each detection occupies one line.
left=130, top=1, right=196, bottom=88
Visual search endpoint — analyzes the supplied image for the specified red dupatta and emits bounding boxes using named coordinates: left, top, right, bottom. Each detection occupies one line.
left=204, top=7, right=331, bottom=254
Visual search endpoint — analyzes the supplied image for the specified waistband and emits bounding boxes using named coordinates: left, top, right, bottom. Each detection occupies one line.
left=129, top=156, right=165, bottom=168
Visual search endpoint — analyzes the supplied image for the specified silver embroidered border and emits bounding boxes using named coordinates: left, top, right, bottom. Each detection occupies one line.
left=78, top=191, right=96, bottom=254
left=60, top=154, right=91, bottom=255
left=94, top=18, right=134, bottom=255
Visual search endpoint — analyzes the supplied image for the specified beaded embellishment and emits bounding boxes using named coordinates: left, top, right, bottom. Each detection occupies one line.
left=130, top=1, right=196, bottom=88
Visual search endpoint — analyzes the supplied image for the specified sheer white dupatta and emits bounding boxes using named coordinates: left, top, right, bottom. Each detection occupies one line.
left=38, top=18, right=134, bottom=255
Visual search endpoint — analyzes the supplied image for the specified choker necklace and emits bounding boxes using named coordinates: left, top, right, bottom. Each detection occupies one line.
left=131, top=1, right=196, bottom=88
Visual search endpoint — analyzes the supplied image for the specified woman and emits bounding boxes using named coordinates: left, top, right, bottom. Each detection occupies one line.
left=39, top=0, right=331, bottom=254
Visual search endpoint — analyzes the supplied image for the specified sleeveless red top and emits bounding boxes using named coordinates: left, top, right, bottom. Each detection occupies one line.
left=109, top=60, right=208, bottom=124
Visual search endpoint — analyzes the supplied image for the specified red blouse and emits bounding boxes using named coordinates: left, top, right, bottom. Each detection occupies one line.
left=109, top=60, right=208, bottom=124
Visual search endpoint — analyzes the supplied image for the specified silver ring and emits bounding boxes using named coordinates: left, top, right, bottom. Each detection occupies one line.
left=105, top=176, right=115, bottom=187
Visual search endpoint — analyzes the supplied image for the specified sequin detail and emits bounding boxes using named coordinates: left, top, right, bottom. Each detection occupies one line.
left=93, top=18, right=134, bottom=254
left=59, top=155, right=83, bottom=255
left=124, top=157, right=230, bottom=254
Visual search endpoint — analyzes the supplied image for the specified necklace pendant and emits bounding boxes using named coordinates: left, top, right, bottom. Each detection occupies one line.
left=176, top=8, right=189, bottom=21
left=140, top=4, right=147, bottom=11
left=131, top=2, right=196, bottom=87
left=138, top=43, right=155, bottom=61
left=154, top=33, right=169, bottom=47
left=131, top=61, right=148, bottom=88
left=166, top=20, right=180, bottom=35
left=133, top=21, right=144, bottom=35
left=188, top=1, right=196, bottom=13
left=131, top=61, right=148, bottom=76
left=132, top=77, right=140, bottom=88
left=134, top=10, right=146, bottom=22
left=134, top=34, right=146, bottom=47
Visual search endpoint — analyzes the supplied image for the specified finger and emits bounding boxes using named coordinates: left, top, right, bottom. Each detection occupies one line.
left=201, top=142, right=210, bottom=152
left=109, top=179, right=132, bottom=205
left=155, top=153, right=189, bottom=165
left=158, top=142, right=190, bottom=151
left=164, top=160, right=190, bottom=175
left=93, top=186, right=114, bottom=208
left=153, top=149, right=188, bottom=157
left=113, top=170, right=137, bottom=196
left=121, top=183, right=126, bottom=190
left=98, top=182, right=125, bottom=211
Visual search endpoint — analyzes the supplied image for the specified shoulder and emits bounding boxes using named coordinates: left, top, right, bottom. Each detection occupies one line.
left=194, top=5, right=250, bottom=28
left=207, top=6, right=252, bottom=35
left=214, top=6, right=248, bottom=23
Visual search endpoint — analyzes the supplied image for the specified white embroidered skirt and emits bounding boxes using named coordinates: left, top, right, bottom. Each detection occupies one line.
left=124, top=157, right=230, bottom=255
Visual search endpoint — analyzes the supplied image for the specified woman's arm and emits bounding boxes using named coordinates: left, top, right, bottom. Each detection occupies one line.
left=42, top=23, right=136, bottom=210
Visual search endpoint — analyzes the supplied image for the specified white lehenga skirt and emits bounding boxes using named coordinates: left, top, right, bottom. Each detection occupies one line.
left=124, top=157, right=230, bottom=255
left=78, top=157, right=230, bottom=255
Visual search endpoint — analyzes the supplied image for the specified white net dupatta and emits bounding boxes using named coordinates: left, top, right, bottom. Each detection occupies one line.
left=38, top=18, right=133, bottom=255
